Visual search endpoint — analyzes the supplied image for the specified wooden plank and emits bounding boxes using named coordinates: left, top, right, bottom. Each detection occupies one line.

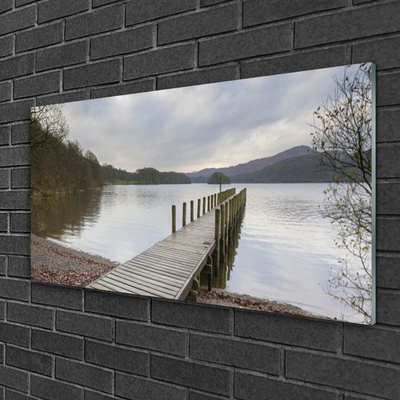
left=123, top=260, right=189, bottom=281
left=102, top=275, right=173, bottom=298
left=117, top=265, right=183, bottom=287
left=124, top=259, right=191, bottom=278
left=133, top=254, right=194, bottom=272
left=111, top=269, right=178, bottom=296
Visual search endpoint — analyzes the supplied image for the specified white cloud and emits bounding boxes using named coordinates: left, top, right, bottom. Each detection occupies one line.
left=60, top=64, right=363, bottom=173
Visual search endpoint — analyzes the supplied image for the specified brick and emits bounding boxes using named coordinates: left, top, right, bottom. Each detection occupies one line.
left=377, top=182, right=400, bottom=215
left=85, top=339, right=149, bottom=375
left=152, top=299, right=231, bottom=334
left=124, top=43, right=196, bottom=80
left=0, top=36, right=13, bottom=58
left=376, top=289, right=400, bottom=326
left=0, top=301, right=5, bottom=319
left=31, top=281, right=83, bottom=310
left=8, top=302, right=54, bottom=329
left=235, top=309, right=338, bottom=351
left=0, top=7, right=35, bottom=36
left=91, top=25, right=153, bottom=60
left=0, top=322, right=30, bottom=347
left=376, top=217, right=400, bottom=252
left=0, top=126, right=10, bottom=146
left=126, top=0, right=197, bottom=25
left=8, top=256, right=30, bottom=278
left=353, top=35, right=400, bottom=71
left=295, top=2, right=400, bottom=48
left=0, top=365, right=28, bottom=393
left=116, top=320, right=186, bottom=356
left=377, top=145, right=400, bottom=179
left=241, top=46, right=347, bottom=79
left=56, top=358, right=113, bottom=393
left=244, top=0, right=346, bottom=26
left=0, top=100, right=36, bottom=124
left=16, top=0, right=36, bottom=5
left=14, top=71, right=60, bottom=99
left=66, top=5, right=123, bottom=40
left=16, top=22, right=63, bottom=53
left=190, top=391, right=225, bottom=400
left=345, top=324, right=400, bottom=364
left=377, top=108, right=400, bottom=143
left=0, top=54, right=34, bottom=81
left=199, top=24, right=291, bottom=66
left=3, top=389, right=32, bottom=400
left=0, top=277, right=29, bottom=300
left=32, top=329, right=84, bottom=360
left=201, top=0, right=226, bottom=6
left=158, top=65, right=237, bottom=90
left=31, top=375, right=83, bottom=400
left=190, top=334, right=280, bottom=374
left=57, top=309, right=113, bottom=341
left=0, top=213, right=7, bottom=232
left=11, top=123, right=30, bottom=145
left=10, top=213, right=30, bottom=233
left=6, top=346, right=53, bottom=376
left=38, top=0, right=89, bottom=23
left=151, top=355, right=231, bottom=396
left=0, top=184, right=7, bottom=206
left=11, top=168, right=30, bottom=189
left=0, top=148, right=30, bottom=168
left=85, top=288, right=149, bottom=320
left=91, top=79, right=154, bottom=99
left=159, top=5, right=237, bottom=45
left=286, top=350, right=400, bottom=399
left=64, top=60, right=121, bottom=90
left=0, top=82, right=11, bottom=102
left=376, top=255, right=400, bottom=290
left=0, top=235, right=30, bottom=255
left=0, top=0, right=12, bottom=14
left=377, top=72, right=400, bottom=107
left=84, top=391, right=114, bottom=400
left=0, top=256, right=6, bottom=275
left=235, top=371, right=338, bottom=400
left=37, top=90, right=89, bottom=106
left=93, top=0, right=119, bottom=7
left=37, top=41, right=88, bottom=72
left=116, top=373, right=186, bottom=400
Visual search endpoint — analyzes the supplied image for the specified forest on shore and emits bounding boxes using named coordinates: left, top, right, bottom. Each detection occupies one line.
left=31, top=105, right=190, bottom=195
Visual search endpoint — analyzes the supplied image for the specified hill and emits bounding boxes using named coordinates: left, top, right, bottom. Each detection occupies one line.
left=231, top=153, right=338, bottom=183
left=185, top=146, right=312, bottom=182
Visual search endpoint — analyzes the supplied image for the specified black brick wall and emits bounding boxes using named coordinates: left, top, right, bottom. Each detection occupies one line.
left=0, top=1, right=399, bottom=399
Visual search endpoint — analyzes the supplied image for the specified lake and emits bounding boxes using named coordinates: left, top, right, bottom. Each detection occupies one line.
left=31, top=183, right=365, bottom=322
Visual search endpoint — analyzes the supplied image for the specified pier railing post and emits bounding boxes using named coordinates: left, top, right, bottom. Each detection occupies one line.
left=190, top=200, right=194, bottom=222
left=203, top=197, right=206, bottom=215
left=207, top=196, right=210, bottom=212
left=183, top=202, right=187, bottom=227
left=220, top=203, right=225, bottom=263
left=172, top=205, right=176, bottom=233
left=197, top=199, right=201, bottom=218
left=214, top=208, right=220, bottom=277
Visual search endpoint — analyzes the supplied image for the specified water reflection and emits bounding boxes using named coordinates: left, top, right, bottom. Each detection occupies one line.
left=31, top=183, right=367, bottom=322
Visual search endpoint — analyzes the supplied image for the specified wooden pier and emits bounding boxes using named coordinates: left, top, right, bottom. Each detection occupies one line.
left=88, top=188, right=246, bottom=301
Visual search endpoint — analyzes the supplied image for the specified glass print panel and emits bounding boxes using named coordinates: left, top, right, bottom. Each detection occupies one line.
left=31, top=63, right=375, bottom=324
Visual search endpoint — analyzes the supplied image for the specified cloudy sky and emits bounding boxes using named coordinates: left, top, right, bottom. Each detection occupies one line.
left=59, top=64, right=361, bottom=173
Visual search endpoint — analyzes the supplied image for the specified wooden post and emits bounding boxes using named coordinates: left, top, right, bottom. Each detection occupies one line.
left=197, top=199, right=201, bottom=218
left=172, top=205, right=176, bottom=233
left=182, top=202, right=186, bottom=227
left=220, top=203, right=225, bottom=263
left=214, top=208, right=220, bottom=276
left=207, top=196, right=210, bottom=211
left=211, top=194, right=213, bottom=209
left=190, top=200, right=194, bottom=222
left=203, top=197, right=206, bottom=215
left=214, top=193, right=216, bottom=207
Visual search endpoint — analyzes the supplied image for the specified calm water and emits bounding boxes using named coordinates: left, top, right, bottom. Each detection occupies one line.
left=31, top=183, right=364, bottom=322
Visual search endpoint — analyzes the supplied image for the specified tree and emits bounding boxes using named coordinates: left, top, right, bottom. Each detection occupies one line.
left=310, top=63, right=373, bottom=322
left=31, top=104, right=69, bottom=149
left=207, top=172, right=231, bottom=184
